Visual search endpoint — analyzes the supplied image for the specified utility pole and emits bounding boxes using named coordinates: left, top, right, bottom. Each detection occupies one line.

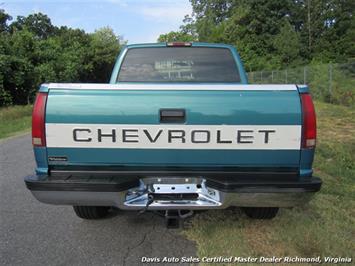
left=308, top=0, right=311, bottom=52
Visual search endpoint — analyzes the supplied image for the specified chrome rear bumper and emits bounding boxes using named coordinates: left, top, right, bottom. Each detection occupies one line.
left=25, top=176, right=321, bottom=209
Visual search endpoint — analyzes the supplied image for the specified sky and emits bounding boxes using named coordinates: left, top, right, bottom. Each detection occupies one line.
left=1, top=0, right=192, bottom=43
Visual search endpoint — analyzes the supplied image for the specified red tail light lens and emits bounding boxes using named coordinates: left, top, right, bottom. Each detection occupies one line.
left=32, top=92, right=47, bottom=147
left=301, top=93, right=316, bottom=148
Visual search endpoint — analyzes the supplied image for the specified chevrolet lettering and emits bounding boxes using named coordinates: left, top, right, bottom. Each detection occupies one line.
left=25, top=42, right=321, bottom=226
left=51, top=125, right=298, bottom=149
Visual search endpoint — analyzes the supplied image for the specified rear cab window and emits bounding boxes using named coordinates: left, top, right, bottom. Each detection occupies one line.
left=117, top=47, right=241, bottom=83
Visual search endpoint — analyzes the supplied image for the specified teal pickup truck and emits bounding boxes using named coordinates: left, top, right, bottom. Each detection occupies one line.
left=25, top=42, right=321, bottom=226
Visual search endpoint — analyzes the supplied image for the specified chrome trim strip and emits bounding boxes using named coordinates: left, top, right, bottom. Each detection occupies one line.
left=45, top=83, right=298, bottom=91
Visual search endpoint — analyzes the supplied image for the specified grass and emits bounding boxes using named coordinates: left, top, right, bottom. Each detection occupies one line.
left=183, top=101, right=355, bottom=263
left=0, top=105, right=32, bottom=140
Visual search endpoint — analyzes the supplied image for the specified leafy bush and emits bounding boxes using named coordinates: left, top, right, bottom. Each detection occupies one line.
left=0, top=11, right=123, bottom=107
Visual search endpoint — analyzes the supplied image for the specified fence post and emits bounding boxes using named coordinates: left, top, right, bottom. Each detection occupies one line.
left=303, top=66, right=307, bottom=84
left=271, top=71, right=274, bottom=83
left=328, top=64, right=333, bottom=96
left=285, top=69, right=288, bottom=83
left=261, top=71, right=263, bottom=83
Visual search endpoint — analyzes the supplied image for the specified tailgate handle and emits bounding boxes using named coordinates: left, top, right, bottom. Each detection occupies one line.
left=160, top=109, right=186, bottom=123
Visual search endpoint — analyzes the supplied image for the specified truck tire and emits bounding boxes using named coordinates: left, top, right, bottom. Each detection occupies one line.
left=242, top=207, right=279, bottom=219
left=73, top=206, right=110, bottom=219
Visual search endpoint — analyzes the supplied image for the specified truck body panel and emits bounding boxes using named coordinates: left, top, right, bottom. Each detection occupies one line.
left=44, top=85, right=302, bottom=168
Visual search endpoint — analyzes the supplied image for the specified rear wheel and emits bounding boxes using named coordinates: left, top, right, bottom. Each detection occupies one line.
left=73, top=206, right=110, bottom=219
left=242, top=207, right=279, bottom=219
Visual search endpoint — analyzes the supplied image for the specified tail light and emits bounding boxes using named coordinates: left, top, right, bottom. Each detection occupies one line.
left=166, top=42, right=192, bottom=47
left=32, top=92, right=48, bottom=147
left=301, top=93, right=316, bottom=148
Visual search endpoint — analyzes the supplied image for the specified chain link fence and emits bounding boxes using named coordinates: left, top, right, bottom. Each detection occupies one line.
left=247, top=62, right=355, bottom=107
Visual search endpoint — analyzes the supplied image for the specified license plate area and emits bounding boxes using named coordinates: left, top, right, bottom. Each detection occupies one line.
left=151, top=193, right=199, bottom=201
left=152, top=183, right=201, bottom=194
left=124, top=177, right=222, bottom=209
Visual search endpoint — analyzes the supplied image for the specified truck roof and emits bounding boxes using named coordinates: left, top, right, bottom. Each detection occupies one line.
left=124, top=42, right=236, bottom=50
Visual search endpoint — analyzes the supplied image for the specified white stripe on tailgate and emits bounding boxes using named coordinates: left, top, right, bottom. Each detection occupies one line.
left=46, top=124, right=301, bottom=150
left=45, top=83, right=297, bottom=91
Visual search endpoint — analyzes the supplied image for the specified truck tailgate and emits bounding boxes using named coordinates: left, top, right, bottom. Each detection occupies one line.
left=44, top=84, right=302, bottom=171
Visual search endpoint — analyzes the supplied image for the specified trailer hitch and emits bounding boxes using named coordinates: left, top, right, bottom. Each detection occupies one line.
left=136, top=182, right=195, bottom=228
left=139, top=194, right=194, bottom=229
left=165, top=210, right=194, bottom=229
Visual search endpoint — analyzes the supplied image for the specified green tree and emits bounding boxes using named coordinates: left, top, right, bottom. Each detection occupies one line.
left=0, top=12, right=124, bottom=106
left=10, top=13, right=55, bottom=39
left=0, top=10, right=12, bottom=105
left=273, top=20, right=302, bottom=67
left=0, top=9, right=12, bottom=32
left=158, top=31, right=197, bottom=42
left=158, top=15, right=198, bottom=42
left=159, top=0, right=355, bottom=70
left=5, top=30, right=38, bottom=104
left=88, top=27, right=122, bottom=82
left=0, top=43, right=12, bottom=105
left=189, top=0, right=233, bottom=42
